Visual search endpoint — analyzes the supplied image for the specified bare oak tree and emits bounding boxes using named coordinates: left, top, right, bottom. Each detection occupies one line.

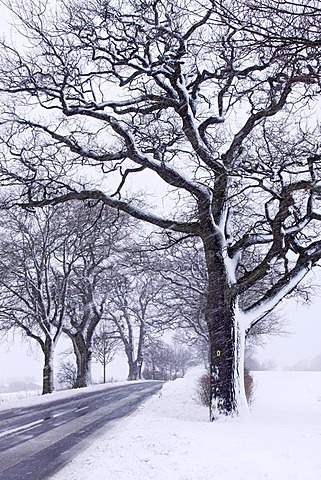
left=105, top=265, right=162, bottom=380
left=62, top=202, right=132, bottom=388
left=1, top=0, right=321, bottom=418
left=0, top=207, right=76, bottom=394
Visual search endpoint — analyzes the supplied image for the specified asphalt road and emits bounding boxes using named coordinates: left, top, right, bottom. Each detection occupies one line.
left=0, top=381, right=164, bottom=480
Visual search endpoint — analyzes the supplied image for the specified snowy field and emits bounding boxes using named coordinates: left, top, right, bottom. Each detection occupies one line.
left=2, top=370, right=321, bottom=480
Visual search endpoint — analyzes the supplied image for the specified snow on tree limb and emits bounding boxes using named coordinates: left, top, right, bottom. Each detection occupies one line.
left=19, top=189, right=200, bottom=235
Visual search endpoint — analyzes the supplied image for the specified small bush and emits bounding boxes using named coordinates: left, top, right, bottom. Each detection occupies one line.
left=197, top=372, right=212, bottom=407
left=244, top=367, right=255, bottom=404
left=57, top=360, right=77, bottom=389
left=197, top=367, right=254, bottom=408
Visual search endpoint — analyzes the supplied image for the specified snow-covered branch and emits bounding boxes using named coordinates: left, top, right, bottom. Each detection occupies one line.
left=21, top=189, right=200, bottom=235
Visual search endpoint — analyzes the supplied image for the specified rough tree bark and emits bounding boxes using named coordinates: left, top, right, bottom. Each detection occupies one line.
left=63, top=302, right=103, bottom=388
left=68, top=332, right=93, bottom=388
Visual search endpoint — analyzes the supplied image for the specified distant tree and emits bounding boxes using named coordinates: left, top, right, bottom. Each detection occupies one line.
left=105, top=263, right=164, bottom=380
left=143, top=339, right=165, bottom=380
left=169, top=343, right=197, bottom=379
left=244, top=353, right=262, bottom=372
left=92, top=323, right=121, bottom=383
left=287, top=355, right=321, bottom=372
left=259, top=359, right=278, bottom=371
left=143, top=339, right=197, bottom=380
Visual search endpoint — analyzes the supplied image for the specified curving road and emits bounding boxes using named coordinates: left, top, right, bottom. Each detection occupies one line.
left=0, top=381, right=163, bottom=480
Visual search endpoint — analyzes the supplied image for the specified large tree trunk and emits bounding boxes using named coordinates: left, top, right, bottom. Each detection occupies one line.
left=124, top=342, right=140, bottom=380
left=42, top=338, right=54, bottom=395
left=70, top=333, right=92, bottom=388
left=125, top=323, right=144, bottom=380
left=127, top=358, right=139, bottom=380
left=202, top=232, right=247, bottom=420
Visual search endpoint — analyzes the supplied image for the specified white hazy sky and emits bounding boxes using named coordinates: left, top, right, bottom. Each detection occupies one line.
left=257, top=299, right=321, bottom=369
left=254, top=268, right=321, bottom=369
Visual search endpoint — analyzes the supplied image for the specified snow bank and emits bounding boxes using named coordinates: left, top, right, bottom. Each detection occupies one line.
left=47, top=368, right=321, bottom=480
left=0, top=390, right=42, bottom=405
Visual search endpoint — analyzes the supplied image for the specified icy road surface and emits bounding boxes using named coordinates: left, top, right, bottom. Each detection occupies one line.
left=0, top=381, right=163, bottom=480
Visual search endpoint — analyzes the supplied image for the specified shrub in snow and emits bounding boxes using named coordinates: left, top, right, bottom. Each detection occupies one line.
left=57, top=360, right=78, bottom=389
left=197, top=372, right=212, bottom=408
left=197, top=368, right=254, bottom=408
left=244, top=368, right=255, bottom=405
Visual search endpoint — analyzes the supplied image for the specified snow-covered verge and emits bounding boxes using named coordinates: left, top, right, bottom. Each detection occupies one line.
left=44, top=369, right=321, bottom=480
left=0, top=389, right=42, bottom=404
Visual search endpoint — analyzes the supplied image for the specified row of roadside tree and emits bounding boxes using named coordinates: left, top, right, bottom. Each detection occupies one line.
left=0, top=201, right=201, bottom=393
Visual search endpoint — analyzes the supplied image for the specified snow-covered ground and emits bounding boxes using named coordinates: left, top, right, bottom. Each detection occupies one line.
left=2, top=370, right=321, bottom=479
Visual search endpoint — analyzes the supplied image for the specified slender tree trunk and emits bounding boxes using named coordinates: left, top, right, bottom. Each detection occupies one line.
left=136, top=322, right=145, bottom=380
left=42, top=338, right=54, bottom=395
left=103, top=357, right=107, bottom=383
left=202, top=231, right=247, bottom=420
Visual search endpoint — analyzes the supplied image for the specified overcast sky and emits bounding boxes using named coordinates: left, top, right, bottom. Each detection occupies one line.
left=257, top=297, right=321, bottom=369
